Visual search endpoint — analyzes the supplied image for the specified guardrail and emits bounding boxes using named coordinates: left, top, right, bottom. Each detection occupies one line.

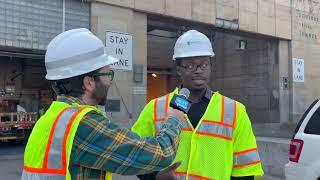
left=0, top=112, right=38, bottom=123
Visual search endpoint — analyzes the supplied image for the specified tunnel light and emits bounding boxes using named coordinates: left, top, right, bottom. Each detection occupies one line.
left=5, top=84, right=15, bottom=94
left=151, top=73, right=157, bottom=78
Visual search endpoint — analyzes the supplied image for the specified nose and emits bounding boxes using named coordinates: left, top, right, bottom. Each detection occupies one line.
left=194, top=65, right=204, bottom=73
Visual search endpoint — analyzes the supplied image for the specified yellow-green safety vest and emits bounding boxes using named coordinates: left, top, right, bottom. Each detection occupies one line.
left=132, top=89, right=264, bottom=180
left=22, top=101, right=112, bottom=180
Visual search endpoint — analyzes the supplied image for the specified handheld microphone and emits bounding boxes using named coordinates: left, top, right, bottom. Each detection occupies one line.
left=170, top=88, right=191, bottom=114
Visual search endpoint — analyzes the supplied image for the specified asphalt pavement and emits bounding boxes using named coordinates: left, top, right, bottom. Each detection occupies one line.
left=0, top=142, right=284, bottom=180
left=0, top=142, right=25, bottom=180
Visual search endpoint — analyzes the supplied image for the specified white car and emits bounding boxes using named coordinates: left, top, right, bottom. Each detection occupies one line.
left=285, top=99, right=320, bottom=180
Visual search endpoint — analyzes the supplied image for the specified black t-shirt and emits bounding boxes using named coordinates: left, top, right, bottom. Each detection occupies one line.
left=187, top=98, right=210, bottom=128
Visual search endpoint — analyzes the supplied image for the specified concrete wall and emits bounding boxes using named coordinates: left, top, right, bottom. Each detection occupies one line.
left=289, top=0, right=320, bottom=131
left=90, top=3, right=147, bottom=179
left=94, top=0, right=320, bottom=138
left=97, top=0, right=292, bottom=39
left=211, top=33, right=279, bottom=126
left=257, top=137, right=289, bottom=179
left=278, top=40, right=292, bottom=137
left=0, top=0, right=90, bottom=50
left=91, top=2, right=147, bottom=128
left=146, top=19, right=292, bottom=137
left=211, top=33, right=295, bottom=137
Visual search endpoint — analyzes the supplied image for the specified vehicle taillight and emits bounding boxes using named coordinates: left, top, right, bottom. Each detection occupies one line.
left=289, top=139, right=304, bottom=162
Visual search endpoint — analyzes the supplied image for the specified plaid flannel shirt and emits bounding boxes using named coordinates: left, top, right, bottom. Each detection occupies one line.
left=56, top=96, right=182, bottom=180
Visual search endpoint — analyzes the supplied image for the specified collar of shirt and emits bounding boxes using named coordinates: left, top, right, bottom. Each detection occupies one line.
left=56, top=95, right=86, bottom=106
left=202, top=88, right=213, bottom=101
left=177, top=86, right=213, bottom=103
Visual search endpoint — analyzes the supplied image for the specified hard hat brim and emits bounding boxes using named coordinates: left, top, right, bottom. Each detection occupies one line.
left=105, top=55, right=119, bottom=66
left=45, top=53, right=119, bottom=80
left=173, top=51, right=215, bottom=60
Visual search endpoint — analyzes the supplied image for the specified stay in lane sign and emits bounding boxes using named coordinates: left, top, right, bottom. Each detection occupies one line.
left=292, top=58, right=304, bottom=82
left=105, top=31, right=133, bottom=70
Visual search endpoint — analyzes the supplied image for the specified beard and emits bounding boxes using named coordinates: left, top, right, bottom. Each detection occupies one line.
left=91, top=79, right=109, bottom=105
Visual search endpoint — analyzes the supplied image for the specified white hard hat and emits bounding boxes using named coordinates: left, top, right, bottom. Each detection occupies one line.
left=45, top=28, right=119, bottom=80
left=173, top=30, right=215, bottom=60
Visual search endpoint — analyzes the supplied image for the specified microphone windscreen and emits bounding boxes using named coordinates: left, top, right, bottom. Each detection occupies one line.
left=179, top=88, right=190, bottom=99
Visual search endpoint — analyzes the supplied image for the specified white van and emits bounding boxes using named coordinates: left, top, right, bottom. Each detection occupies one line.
left=285, top=99, right=320, bottom=180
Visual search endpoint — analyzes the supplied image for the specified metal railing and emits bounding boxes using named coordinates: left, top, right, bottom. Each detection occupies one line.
left=0, top=112, right=38, bottom=124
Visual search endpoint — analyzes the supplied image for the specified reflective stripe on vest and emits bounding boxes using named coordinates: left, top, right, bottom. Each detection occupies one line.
left=21, top=170, right=65, bottom=180
left=176, top=172, right=214, bottom=180
left=46, top=107, right=79, bottom=169
left=197, top=120, right=233, bottom=141
left=176, top=173, right=187, bottom=180
left=154, top=94, right=192, bottom=132
left=22, top=107, right=87, bottom=179
left=155, top=117, right=191, bottom=132
left=195, top=96, right=236, bottom=141
left=154, top=95, right=169, bottom=121
left=221, top=96, right=236, bottom=126
left=233, top=148, right=261, bottom=168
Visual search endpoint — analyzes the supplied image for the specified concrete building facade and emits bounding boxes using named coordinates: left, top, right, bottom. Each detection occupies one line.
left=1, top=0, right=320, bottom=179
left=90, top=0, right=319, bottom=139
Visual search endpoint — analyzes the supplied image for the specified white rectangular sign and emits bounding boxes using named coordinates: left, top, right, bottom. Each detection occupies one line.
left=105, top=31, right=133, bottom=70
left=293, top=58, right=304, bottom=82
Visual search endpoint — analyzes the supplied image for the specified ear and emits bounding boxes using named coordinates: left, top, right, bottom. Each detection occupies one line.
left=82, top=76, right=95, bottom=93
left=176, top=66, right=182, bottom=77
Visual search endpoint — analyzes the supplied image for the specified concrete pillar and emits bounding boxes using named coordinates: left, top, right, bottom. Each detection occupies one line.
left=91, top=2, right=147, bottom=128
left=278, top=40, right=292, bottom=137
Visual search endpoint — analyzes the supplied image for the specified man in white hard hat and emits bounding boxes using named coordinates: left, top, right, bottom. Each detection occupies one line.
left=22, top=28, right=186, bottom=180
left=132, top=30, right=264, bottom=180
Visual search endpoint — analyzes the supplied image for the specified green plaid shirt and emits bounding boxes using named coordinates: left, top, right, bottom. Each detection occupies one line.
left=56, top=96, right=182, bottom=179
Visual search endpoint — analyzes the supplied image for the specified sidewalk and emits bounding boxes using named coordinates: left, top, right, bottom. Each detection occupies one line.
left=262, top=175, right=284, bottom=180
left=257, top=136, right=289, bottom=180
